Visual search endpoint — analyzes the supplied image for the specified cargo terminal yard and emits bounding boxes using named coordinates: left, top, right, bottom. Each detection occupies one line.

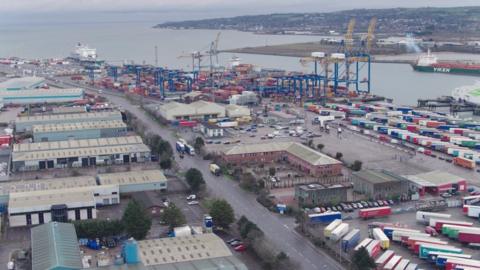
left=1, top=33, right=480, bottom=270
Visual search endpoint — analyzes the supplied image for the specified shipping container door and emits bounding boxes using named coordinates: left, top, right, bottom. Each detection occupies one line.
left=81, top=158, right=89, bottom=167
left=123, top=155, right=130, bottom=163
left=38, top=161, right=46, bottom=170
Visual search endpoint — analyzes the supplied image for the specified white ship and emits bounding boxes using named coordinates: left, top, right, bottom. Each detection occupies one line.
left=70, top=43, right=97, bottom=61
left=452, top=83, right=480, bottom=105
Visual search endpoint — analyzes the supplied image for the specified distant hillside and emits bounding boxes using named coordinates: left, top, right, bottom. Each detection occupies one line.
left=155, top=7, right=480, bottom=38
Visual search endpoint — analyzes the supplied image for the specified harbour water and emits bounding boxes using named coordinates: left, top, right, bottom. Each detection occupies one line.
left=1, top=20, right=478, bottom=105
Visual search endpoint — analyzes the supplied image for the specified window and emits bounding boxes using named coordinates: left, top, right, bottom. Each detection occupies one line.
left=75, top=209, right=81, bottom=220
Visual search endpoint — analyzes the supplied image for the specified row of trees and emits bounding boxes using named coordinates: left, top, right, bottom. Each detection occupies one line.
left=74, top=200, right=152, bottom=240
left=145, top=133, right=174, bottom=170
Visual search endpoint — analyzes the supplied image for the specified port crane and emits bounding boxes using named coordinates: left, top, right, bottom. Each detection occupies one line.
left=177, top=51, right=204, bottom=72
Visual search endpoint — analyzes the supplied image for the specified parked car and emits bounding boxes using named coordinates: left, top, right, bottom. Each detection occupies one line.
left=388, top=200, right=394, bottom=205
left=331, top=206, right=338, bottom=211
left=336, top=205, right=343, bottom=211
left=227, top=238, right=240, bottom=244
left=230, top=240, right=242, bottom=246
left=441, top=193, right=452, bottom=198
left=234, top=244, right=247, bottom=252
left=383, top=200, right=389, bottom=206
left=186, top=194, right=196, bottom=200
left=187, top=200, right=199, bottom=205
left=377, top=200, right=384, bottom=206
left=351, top=204, right=358, bottom=209
left=373, top=202, right=379, bottom=207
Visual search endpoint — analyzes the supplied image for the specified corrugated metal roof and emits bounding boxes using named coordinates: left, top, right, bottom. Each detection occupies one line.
left=9, top=187, right=95, bottom=210
left=33, top=120, right=126, bottom=133
left=98, top=170, right=166, bottom=186
left=159, top=101, right=225, bottom=118
left=31, top=222, right=83, bottom=270
left=16, top=110, right=121, bottom=123
left=13, top=135, right=143, bottom=153
left=224, top=142, right=341, bottom=166
left=0, top=76, right=46, bottom=90
left=52, top=106, right=87, bottom=114
left=404, top=170, right=464, bottom=187
left=0, top=88, right=83, bottom=98
left=138, top=234, right=232, bottom=266
left=353, top=170, right=406, bottom=185
left=0, top=176, right=96, bottom=196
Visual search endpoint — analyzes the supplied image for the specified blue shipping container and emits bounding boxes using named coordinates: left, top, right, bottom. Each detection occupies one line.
left=341, top=229, right=360, bottom=252
left=309, top=212, right=342, bottom=223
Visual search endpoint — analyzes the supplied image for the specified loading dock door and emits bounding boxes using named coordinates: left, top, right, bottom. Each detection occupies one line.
left=89, top=157, right=96, bottom=166
left=81, top=158, right=89, bottom=167
left=39, top=161, right=46, bottom=170
left=47, top=160, right=54, bottom=168
left=51, top=204, right=68, bottom=223
left=123, top=155, right=130, bottom=163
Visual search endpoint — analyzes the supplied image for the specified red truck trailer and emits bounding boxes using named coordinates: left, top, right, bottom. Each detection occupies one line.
left=359, top=206, right=392, bottom=219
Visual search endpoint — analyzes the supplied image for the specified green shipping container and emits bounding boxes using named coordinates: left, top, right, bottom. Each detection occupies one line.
left=442, top=226, right=460, bottom=239
left=419, top=245, right=462, bottom=259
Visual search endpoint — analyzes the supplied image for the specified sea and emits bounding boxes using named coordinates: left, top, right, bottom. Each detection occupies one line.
left=1, top=20, right=479, bottom=106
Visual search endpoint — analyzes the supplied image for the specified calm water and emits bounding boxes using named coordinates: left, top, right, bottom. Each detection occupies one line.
left=0, top=21, right=478, bottom=105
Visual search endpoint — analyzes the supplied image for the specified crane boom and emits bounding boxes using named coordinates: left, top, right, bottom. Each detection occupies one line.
left=345, top=18, right=356, bottom=54
left=366, top=17, right=377, bottom=53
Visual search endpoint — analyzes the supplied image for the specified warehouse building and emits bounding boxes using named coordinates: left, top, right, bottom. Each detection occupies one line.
left=0, top=76, right=46, bottom=91
left=51, top=106, right=87, bottom=114
left=404, top=170, right=467, bottom=196
left=225, top=104, right=251, bottom=119
left=352, top=170, right=409, bottom=200
left=32, top=120, right=127, bottom=142
left=295, top=183, right=353, bottom=206
left=11, top=136, right=151, bottom=172
left=200, top=122, right=224, bottom=138
left=158, top=100, right=226, bottom=121
left=15, top=110, right=123, bottom=132
left=31, top=222, right=83, bottom=270
left=8, top=187, right=97, bottom=227
left=0, top=88, right=84, bottom=105
left=223, top=142, right=342, bottom=177
left=229, top=91, right=258, bottom=105
left=97, top=169, right=167, bottom=193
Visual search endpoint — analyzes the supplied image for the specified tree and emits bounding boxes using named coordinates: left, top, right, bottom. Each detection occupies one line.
left=351, top=160, right=363, bottom=171
left=317, top=144, right=324, bottom=151
left=268, top=167, right=276, bottom=176
left=185, top=168, right=205, bottom=192
left=335, top=152, right=343, bottom=160
left=352, top=247, right=376, bottom=270
left=194, top=137, right=205, bottom=151
left=73, top=219, right=124, bottom=239
left=159, top=158, right=172, bottom=170
left=122, top=200, right=152, bottom=240
left=158, top=140, right=173, bottom=157
left=307, top=139, right=314, bottom=148
left=209, top=199, right=235, bottom=229
left=161, top=203, right=186, bottom=230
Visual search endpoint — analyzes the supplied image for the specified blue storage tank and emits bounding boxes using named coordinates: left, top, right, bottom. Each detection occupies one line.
left=308, top=212, right=342, bottom=223
left=123, top=239, right=140, bottom=264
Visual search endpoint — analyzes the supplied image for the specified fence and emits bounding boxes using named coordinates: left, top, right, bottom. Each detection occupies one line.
left=266, top=175, right=351, bottom=190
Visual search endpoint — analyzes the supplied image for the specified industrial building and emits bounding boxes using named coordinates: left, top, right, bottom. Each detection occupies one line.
left=158, top=100, right=226, bottom=121
left=404, top=170, right=467, bottom=196
left=8, top=187, right=97, bottom=227
left=0, top=88, right=84, bottom=105
left=352, top=170, right=409, bottom=200
left=97, top=169, right=167, bottom=193
left=32, top=120, right=127, bottom=142
left=11, top=136, right=151, bottom=172
left=0, top=76, right=46, bottom=91
left=15, top=110, right=123, bottom=132
left=51, top=106, right=87, bottom=114
left=222, top=142, right=342, bottom=177
left=229, top=91, right=258, bottom=105
left=225, top=104, right=251, bottom=119
left=200, top=122, right=224, bottom=138
left=31, top=222, right=83, bottom=270
left=295, top=183, right=353, bottom=206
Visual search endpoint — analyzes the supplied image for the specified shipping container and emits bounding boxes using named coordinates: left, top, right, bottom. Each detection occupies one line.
left=383, top=227, right=420, bottom=239
left=464, top=205, right=480, bottom=219
left=393, top=259, right=410, bottom=270
left=324, top=219, right=342, bottom=238
left=384, top=255, right=402, bottom=270
left=432, top=253, right=472, bottom=268
left=373, top=228, right=390, bottom=249
left=442, top=224, right=480, bottom=239
left=453, top=157, right=476, bottom=170
left=418, top=243, right=463, bottom=259
left=359, top=206, right=392, bottom=219
left=430, top=218, right=473, bottom=232
left=445, top=258, right=480, bottom=270
left=308, top=211, right=342, bottom=223
left=354, top=238, right=373, bottom=251
left=392, top=230, right=430, bottom=243
left=341, top=229, right=361, bottom=252
left=412, top=239, right=448, bottom=254
left=375, top=250, right=395, bottom=269
left=331, top=223, right=350, bottom=242
left=404, top=263, right=418, bottom=270
left=366, top=239, right=382, bottom=258
left=416, top=211, right=451, bottom=225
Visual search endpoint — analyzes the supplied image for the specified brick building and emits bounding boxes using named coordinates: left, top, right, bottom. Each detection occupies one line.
left=222, top=142, right=342, bottom=177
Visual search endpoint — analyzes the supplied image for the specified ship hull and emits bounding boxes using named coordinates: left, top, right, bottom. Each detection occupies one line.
left=413, top=65, right=480, bottom=76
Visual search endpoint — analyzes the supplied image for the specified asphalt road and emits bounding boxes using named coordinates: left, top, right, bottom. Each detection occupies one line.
left=40, top=76, right=345, bottom=270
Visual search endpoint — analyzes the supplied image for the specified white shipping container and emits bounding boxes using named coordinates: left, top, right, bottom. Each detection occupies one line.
left=384, top=255, right=402, bottom=270
left=466, top=205, right=480, bottom=218
left=331, top=223, right=350, bottom=241
left=429, top=218, right=473, bottom=228
left=392, top=231, right=429, bottom=242
left=393, top=259, right=410, bottom=270
left=355, top=238, right=373, bottom=251
left=375, top=250, right=394, bottom=265
left=416, top=211, right=451, bottom=224
left=324, top=219, right=342, bottom=238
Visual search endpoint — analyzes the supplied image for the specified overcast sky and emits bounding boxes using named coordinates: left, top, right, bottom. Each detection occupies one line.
left=1, top=0, right=479, bottom=23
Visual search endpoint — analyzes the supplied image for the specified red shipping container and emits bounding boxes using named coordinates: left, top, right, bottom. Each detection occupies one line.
left=445, top=260, right=480, bottom=270
left=434, top=220, right=472, bottom=232
left=458, top=232, right=480, bottom=244
left=359, top=207, right=391, bottom=219
left=178, top=120, right=197, bottom=127
left=367, top=241, right=381, bottom=258
left=412, top=240, right=447, bottom=254
left=424, top=150, right=432, bottom=156
left=407, top=125, right=418, bottom=132
left=0, top=135, right=12, bottom=145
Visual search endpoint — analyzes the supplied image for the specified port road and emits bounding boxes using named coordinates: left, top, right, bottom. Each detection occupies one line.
left=37, top=76, right=344, bottom=270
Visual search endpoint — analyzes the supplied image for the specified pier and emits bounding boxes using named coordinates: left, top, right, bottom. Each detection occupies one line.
left=418, top=96, right=480, bottom=115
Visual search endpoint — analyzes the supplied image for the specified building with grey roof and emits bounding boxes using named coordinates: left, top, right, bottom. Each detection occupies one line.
left=222, top=142, right=342, bottom=177
left=11, top=136, right=151, bottom=172
left=0, top=76, right=46, bottom=91
left=0, top=88, right=84, bottom=105
left=15, top=110, right=123, bottom=132
left=295, top=183, right=353, bottom=206
left=97, top=169, right=167, bottom=193
left=352, top=170, right=409, bottom=200
left=32, top=120, right=127, bottom=142
left=31, top=222, right=83, bottom=270
left=158, top=101, right=225, bottom=121
left=404, top=170, right=467, bottom=195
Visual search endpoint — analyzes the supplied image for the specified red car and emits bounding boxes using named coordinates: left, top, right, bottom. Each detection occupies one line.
left=234, top=244, right=247, bottom=252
